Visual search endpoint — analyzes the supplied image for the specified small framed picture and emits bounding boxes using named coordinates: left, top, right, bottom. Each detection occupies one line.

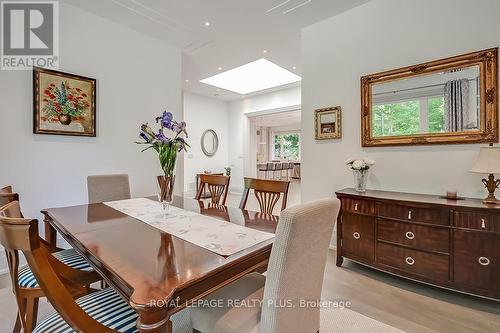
left=315, top=106, right=342, bottom=140
left=33, top=67, right=96, bottom=136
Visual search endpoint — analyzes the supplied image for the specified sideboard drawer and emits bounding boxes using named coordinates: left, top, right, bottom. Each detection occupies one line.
left=342, top=212, right=375, bottom=262
left=377, top=219, right=450, bottom=254
left=378, top=203, right=448, bottom=225
left=453, top=211, right=490, bottom=231
left=453, top=230, right=500, bottom=293
left=342, top=198, right=375, bottom=216
left=377, top=242, right=449, bottom=282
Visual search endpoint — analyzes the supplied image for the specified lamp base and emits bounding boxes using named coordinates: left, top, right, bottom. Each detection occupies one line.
left=481, top=173, right=500, bottom=205
left=482, top=196, right=500, bottom=205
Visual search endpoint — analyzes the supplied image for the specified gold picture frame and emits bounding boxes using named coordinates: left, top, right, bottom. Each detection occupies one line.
left=315, top=106, right=342, bottom=140
left=33, top=67, right=97, bottom=137
left=361, top=48, right=498, bottom=147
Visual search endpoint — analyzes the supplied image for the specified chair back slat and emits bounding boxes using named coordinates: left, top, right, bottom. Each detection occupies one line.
left=260, top=198, right=341, bottom=333
left=239, top=178, right=290, bottom=214
left=195, top=174, right=230, bottom=205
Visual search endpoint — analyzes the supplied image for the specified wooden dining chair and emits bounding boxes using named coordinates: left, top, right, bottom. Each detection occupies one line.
left=87, top=174, right=131, bottom=204
left=0, top=203, right=192, bottom=333
left=190, top=198, right=341, bottom=333
left=195, top=174, right=230, bottom=205
left=239, top=177, right=290, bottom=214
left=0, top=185, right=19, bottom=208
left=0, top=201, right=101, bottom=333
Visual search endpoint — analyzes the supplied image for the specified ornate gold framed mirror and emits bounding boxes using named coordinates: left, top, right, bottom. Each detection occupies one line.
left=361, top=48, right=498, bottom=147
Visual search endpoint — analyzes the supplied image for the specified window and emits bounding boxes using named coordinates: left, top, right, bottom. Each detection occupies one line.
left=273, top=132, right=300, bottom=160
left=373, top=96, right=445, bottom=136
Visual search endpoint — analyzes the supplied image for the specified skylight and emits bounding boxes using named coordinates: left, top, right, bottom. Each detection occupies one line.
left=200, top=59, right=301, bottom=95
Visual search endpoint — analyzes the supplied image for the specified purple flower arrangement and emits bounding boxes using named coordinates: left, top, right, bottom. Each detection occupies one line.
left=136, top=111, right=189, bottom=176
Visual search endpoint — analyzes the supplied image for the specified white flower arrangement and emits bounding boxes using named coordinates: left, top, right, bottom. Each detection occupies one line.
left=345, top=158, right=375, bottom=171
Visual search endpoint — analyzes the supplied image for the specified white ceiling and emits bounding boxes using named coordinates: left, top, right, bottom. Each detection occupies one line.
left=249, top=110, right=301, bottom=127
left=63, top=0, right=370, bottom=101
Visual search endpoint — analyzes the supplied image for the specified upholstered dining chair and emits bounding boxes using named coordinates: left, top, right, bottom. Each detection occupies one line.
left=87, top=174, right=131, bottom=204
left=0, top=202, right=193, bottom=333
left=195, top=174, right=230, bottom=205
left=239, top=178, right=290, bottom=214
left=190, top=198, right=340, bottom=333
left=0, top=201, right=101, bottom=333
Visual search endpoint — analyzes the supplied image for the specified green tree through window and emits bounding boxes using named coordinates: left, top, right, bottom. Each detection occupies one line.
left=428, top=97, right=445, bottom=133
left=373, top=101, right=420, bottom=136
left=373, top=97, right=445, bottom=136
left=274, top=133, right=300, bottom=160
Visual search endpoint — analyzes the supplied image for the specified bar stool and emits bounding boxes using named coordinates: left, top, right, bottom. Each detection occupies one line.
left=273, top=162, right=282, bottom=180
left=288, top=161, right=295, bottom=180
left=258, top=162, right=273, bottom=179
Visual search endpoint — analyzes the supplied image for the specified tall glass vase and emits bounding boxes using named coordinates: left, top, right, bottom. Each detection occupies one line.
left=353, top=169, right=368, bottom=192
left=156, top=143, right=178, bottom=215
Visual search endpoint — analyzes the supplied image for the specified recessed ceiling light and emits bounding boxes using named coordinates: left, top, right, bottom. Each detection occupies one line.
left=292, top=66, right=297, bottom=70
left=205, top=22, right=211, bottom=26
left=200, top=58, right=301, bottom=94
left=218, top=66, right=222, bottom=71
left=263, top=50, right=268, bottom=53
left=185, top=79, right=189, bottom=83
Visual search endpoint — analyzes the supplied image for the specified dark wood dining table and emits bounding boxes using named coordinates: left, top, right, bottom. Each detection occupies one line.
left=41, top=197, right=279, bottom=333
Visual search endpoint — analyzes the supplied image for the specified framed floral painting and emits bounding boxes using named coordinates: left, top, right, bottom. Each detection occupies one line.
left=33, top=67, right=96, bottom=136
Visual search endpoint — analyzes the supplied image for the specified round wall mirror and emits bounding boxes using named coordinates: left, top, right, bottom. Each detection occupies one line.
left=201, top=129, right=219, bottom=157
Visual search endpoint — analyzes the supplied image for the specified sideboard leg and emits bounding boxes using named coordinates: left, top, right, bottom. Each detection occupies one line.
left=336, top=256, right=343, bottom=267
left=335, top=208, right=343, bottom=267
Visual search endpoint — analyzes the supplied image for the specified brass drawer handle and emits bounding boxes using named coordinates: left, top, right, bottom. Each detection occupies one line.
left=353, top=232, right=361, bottom=240
left=405, top=257, right=415, bottom=265
left=405, top=231, right=415, bottom=240
left=354, top=203, right=358, bottom=211
left=478, top=257, right=490, bottom=266
left=481, top=219, right=486, bottom=229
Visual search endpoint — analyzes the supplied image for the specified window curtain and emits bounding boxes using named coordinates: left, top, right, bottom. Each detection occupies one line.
left=444, top=79, right=470, bottom=131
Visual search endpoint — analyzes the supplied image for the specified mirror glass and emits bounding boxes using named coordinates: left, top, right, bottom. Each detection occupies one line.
left=201, top=129, right=218, bottom=156
left=371, top=65, right=480, bottom=138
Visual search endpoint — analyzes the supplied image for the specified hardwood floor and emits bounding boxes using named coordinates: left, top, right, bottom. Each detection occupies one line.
left=1, top=224, right=498, bottom=332
left=323, top=251, right=500, bottom=333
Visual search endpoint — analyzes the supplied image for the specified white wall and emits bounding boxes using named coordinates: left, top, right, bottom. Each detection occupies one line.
left=0, top=3, right=182, bottom=272
left=183, top=93, right=229, bottom=193
left=301, top=0, right=500, bottom=210
left=228, top=87, right=301, bottom=192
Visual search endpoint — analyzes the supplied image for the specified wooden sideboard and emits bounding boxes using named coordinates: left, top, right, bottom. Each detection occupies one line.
left=335, top=188, right=500, bottom=300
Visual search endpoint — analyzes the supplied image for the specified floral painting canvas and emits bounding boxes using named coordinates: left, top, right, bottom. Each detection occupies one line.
left=33, top=67, right=96, bottom=136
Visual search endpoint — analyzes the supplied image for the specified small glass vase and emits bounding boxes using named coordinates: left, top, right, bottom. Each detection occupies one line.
left=157, top=174, right=175, bottom=215
left=353, top=169, right=368, bottom=192
left=156, top=143, right=178, bottom=215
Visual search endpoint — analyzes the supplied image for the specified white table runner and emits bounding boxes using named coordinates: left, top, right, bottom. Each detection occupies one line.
left=104, top=198, right=275, bottom=256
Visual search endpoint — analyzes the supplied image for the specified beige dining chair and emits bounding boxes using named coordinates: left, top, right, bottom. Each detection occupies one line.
left=190, top=198, right=341, bottom=333
left=0, top=203, right=193, bottom=333
left=87, top=174, right=131, bottom=204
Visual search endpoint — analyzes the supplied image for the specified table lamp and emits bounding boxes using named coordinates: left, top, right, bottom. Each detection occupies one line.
left=470, top=145, right=500, bottom=204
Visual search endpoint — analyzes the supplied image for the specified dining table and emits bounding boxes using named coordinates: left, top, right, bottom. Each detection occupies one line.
left=41, top=196, right=279, bottom=333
